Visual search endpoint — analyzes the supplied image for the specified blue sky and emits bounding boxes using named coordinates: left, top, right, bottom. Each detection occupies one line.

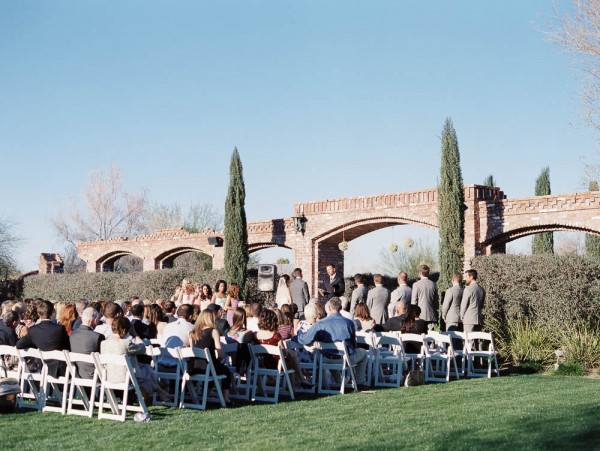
left=1, top=0, right=597, bottom=273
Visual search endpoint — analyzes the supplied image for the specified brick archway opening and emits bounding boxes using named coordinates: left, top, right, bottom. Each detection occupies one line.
left=249, top=243, right=292, bottom=254
left=96, top=251, right=143, bottom=273
left=155, top=247, right=213, bottom=270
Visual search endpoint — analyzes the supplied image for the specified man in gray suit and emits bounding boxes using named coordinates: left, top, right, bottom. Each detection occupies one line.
left=460, top=269, right=485, bottom=333
left=349, top=273, right=368, bottom=315
left=389, top=271, right=411, bottom=318
left=290, top=268, right=310, bottom=319
left=442, top=273, right=463, bottom=331
left=69, top=307, right=105, bottom=379
left=366, top=274, right=390, bottom=325
left=411, top=264, right=439, bottom=328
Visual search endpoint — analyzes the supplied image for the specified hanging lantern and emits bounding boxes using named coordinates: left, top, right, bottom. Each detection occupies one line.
left=389, top=243, right=399, bottom=253
left=339, top=241, right=349, bottom=252
left=404, top=237, right=415, bottom=249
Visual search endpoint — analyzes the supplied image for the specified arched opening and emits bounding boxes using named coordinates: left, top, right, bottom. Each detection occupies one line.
left=155, top=247, right=214, bottom=271
left=97, top=251, right=143, bottom=273
left=250, top=245, right=294, bottom=269
left=315, top=217, right=438, bottom=279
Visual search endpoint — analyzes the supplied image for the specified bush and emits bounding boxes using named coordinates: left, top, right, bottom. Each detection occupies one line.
left=557, top=324, right=600, bottom=369
left=23, top=267, right=273, bottom=305
left=517, top=361, right=546, bottom=374
left=552, top=363, right=587, bottom=377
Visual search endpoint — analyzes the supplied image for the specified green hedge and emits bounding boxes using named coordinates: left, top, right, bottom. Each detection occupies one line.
left=471, top=254, right=600, bottom=330
left=22, top=268, right=271, bottom=304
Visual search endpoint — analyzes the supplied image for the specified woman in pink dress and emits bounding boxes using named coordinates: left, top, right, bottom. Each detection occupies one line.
left=224, top=283, right=241, bottom=327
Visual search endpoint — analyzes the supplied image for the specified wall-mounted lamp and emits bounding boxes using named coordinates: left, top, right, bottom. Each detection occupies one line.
left=292, top=214, right=308, bottom=236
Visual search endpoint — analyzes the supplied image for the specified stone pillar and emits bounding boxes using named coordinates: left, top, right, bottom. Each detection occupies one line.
left=142, top=257, right=155, bottom=272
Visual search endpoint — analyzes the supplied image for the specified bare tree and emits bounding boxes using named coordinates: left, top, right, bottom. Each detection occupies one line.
left=52, top=164, right=148, bottom=272
left=551, top=1, right=600, bottom=129
left=0, top=217, right=21, bottom=275
left=142, top=202, right=223, bottom=234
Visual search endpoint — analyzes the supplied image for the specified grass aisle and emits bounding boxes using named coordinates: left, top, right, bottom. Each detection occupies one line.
left=1, top=375, right=599, bottom=450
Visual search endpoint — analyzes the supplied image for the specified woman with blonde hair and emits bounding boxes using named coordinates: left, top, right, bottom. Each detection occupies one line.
left=177, top=279, right=197, bottom=306
left=189, top=310, right=233, bottom=405
left=224, top=283, right=241, bottom=327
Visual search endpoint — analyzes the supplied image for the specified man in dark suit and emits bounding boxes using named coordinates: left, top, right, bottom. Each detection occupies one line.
left=373, top=301, right=408, bottom=332
left=442, top=273, right=463, bottom=331
left=290, top=268, right=310, bottom=319
left=16, top=300, right=70, bottom=377
left=411, top=264, right=439, bottom=329
left=0, top=310, right=19, bottom=346
left=129, top=304, right=151, bottom=339
left=69, top=307, right=105, bottom=379
left=318, top=263, right=345, bottom=301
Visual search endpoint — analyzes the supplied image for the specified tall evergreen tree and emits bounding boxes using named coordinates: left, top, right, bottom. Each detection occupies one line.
left=585, top=180, right=600, bottom=259
left=438, top=118, right=465, bottom=293
left=532, top=166, right=554, bottom=254
left=224, top=147, right=249, bottom=297
left=483, top=174, right=496, bottom=187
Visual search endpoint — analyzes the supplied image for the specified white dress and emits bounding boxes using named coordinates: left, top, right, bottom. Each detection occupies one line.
left=275, top=278, right=292, bottom=308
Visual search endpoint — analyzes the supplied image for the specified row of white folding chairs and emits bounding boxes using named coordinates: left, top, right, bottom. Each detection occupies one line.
left=0, top=345, right=148, bottom=421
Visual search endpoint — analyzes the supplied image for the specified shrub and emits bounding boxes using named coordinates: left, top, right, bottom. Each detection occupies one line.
left=552, top=363, right=587, bottom=377
left=517, top=361, right=546, bottom=374
left=504, top=317, right=556, bottom=365
left=557, top=324, right=600, bottom=369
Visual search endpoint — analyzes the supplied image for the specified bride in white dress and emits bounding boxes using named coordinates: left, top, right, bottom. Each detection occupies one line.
left=275, top=274, right=292, bottom=308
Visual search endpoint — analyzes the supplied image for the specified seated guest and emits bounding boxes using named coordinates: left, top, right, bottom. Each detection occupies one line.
left=274, top=308, right=294, bottom=340
left=0, top=310, right=19, bottom=346
left=373, top=302, right=408, bottom=333
left=157, top=304, right=195, bottom=370
left=130, top=304, right=154, bottom=339
left=401, top=305, right=427, bottom=335
left=94, top=303, right=123, bottom=339
left=163, top=301, right=177, bottom=323
left=293, top=303, right=318, bottom=363
left=353, top=303, right=375, bottom=332
left=149, top=304, right=168, bottom=339
left=100, top=317, right=171, bottom=403
left=246, top=303, right=262, bottom=332
left=69, top=307, right=105, bottom=378
left=59, top=303, right=78, bottom=336
left=16, top=300, right=70, bottom=377
left=70, top=298, right=89, bottom=332
left=297, top=297, right=368, bottom=389
left=189, top=310, right=233, bottom=405
left=226, top=307, right=251, bottom=344
left=205, top=303, right=230, bottom=336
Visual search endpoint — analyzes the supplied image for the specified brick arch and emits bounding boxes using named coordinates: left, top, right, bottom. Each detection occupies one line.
left=96, top=250, right=143, bottom=272
left=482, top=224, right=600, bottom=249
left=154, top=247, right=213, bottom=270
left=248, top=243, right=292, bottom=253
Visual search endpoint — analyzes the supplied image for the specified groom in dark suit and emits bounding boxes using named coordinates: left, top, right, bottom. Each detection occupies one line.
left=16, top=300, right=70, bottom=377
left=318, top=263, right=345, bottom=301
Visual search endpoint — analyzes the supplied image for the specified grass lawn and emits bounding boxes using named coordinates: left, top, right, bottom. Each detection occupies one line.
left=1, top=375, right=599, bottom=450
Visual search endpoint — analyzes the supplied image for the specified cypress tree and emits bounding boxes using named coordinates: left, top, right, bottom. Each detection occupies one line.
left=438, top=118, right=465, bottom=293
left=532, top=167, right=554, bottom=254
left=585, top=180, right=600, bottom=258
left=483, top=174, right=496, bottom=187
left=224, top=147, right=249, bottom=297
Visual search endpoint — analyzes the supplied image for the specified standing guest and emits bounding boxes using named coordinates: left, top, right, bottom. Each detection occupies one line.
left=290, top=268, right=310, bottom=319
left=69, top=307, right=105, bottom=379
left=16, top=300, right=70, bottom=377
left=212, top=280, right=228, bottom=309
left=318, top=264, right=345, bottom=301
left=366, top=274, right=390, bottom=325
left=177, top=280, right=197, bottom=306
left=0, top=311, right=19, bottom=346
left=411, top=264, right=439, bottom=329
left=199, top=284, right=213, bottom=311
left=246, top=303, right=262, bottom=333
left=442, top=273, right=464, bottom=331
left=189, top=310, right=233, bottom=405
left=349, top=274, right=369, bottom=316
left=297, top=297, right=368, bottom=389
left=353, top=303, right=375, bottom=332
left=94, top=303, right=123, bottom=339
left=389, top=272, right=412, bottom=319
left=460, top=269, right=485, bottom=333
left=275, top=274, right=293, bottom=308
left=224, top=283, right=241, bottom=327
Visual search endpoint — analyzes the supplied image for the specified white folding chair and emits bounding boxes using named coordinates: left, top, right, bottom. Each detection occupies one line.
left=150, top=346, right=182, bottom=407
left=356, top=332, right=375, bottom=386
left=249, top=344, right=295, bottom=403
left=423, top=332, right=461, bottom=383
left=18, top=348, right=44, bottom=410
left=372, top=332, right=405, bottom=388
left=443, top=331, right=468, bottom=375
left=66, top=352, right=101, bottom=417
left=316, top=341, right=358, bottom=395
left=465, top=332, right=499, bottom=378
left=399, top=333, right=425, bottom=371
left=94, top=353, right=148, bottom=421
left=179, top=347, right=226, bottom=410
left=221, top=343, right=252, bottom=400
left=40, top=350, right=70, bottom=414
left=285, top=340, right=318, bottom=394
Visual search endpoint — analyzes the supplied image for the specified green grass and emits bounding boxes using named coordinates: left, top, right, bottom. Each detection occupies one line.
left=1, top=375, right=599, bottom=450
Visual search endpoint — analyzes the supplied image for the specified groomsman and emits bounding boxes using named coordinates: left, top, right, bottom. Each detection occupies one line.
left=318, top=264, right=345, bottom=301
left=350, top=273, right=368, bottom=315
left=411, top=264, right=439, bottom=328
left=389, top=272, right=411, bottom=318
left=366, top=274, right=390, bottom=325
left=461, top=269, right=485, bottom=333
left=442, top=273, right=463, bottom=331
left=290, top=268, right=310, bottom=318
